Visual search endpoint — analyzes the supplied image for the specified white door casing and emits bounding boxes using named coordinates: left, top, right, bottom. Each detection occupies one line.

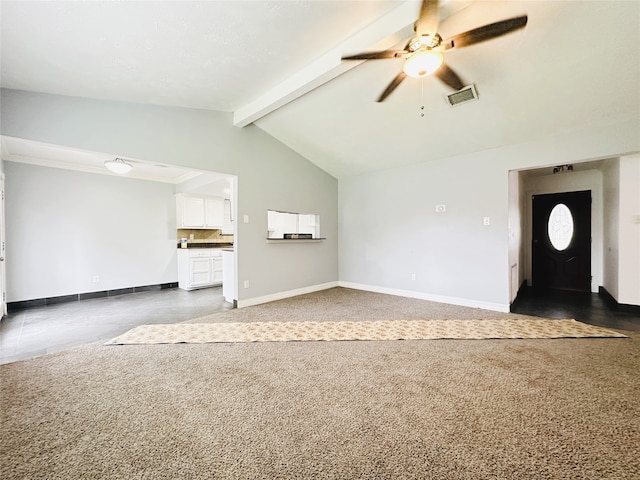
left=1, top=173, right=6, bottom=317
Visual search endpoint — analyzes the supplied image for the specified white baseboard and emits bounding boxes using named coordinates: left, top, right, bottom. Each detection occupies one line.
left=237, top=282, right=339, bottom=309
left=236, top=281, right=510, bottom=313
left=338, top=281, right=511, bottom=313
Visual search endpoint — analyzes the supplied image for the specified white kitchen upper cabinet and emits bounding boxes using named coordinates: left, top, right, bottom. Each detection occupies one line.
left=267, top=210, right=321, bottom=239
left=282, top=213, right=297, bottom=235
left=298, top=214, right=317, bottom=235
left=205, top=197, right=224, bottom=229
left=178, top=195, right=205, bottom=228
left=176, top=194, right=224, bottom=229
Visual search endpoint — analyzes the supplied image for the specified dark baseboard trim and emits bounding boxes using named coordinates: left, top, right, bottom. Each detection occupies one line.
left=8, top=282, right=179, bottom=313
left=598, top=286, right=640, bottom=314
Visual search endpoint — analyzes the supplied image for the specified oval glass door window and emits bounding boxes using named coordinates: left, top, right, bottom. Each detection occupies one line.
left=548, top=203, right=574, bottom=251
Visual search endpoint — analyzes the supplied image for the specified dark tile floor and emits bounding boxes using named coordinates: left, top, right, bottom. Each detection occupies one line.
left=0, top=287, right=232, bottom=364
left=511, top=287, right=640, bottom=332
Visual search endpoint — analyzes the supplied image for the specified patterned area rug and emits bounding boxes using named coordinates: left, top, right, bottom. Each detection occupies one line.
left=106, top=319, right=627, bottom=345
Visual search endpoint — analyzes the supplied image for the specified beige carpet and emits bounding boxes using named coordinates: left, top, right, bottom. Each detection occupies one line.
left=107, top=318, right=626, bottom=344
left=2, top=288, right=638, bottom=479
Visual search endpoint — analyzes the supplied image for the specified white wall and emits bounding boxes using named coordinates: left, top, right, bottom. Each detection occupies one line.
left=339, top=118, right=640, bottom=311
left=617, top=154, right=640, bottom=305
left=508, top=170, right=523, bottom=302
left=340, top=152, right=512, bottom=311
left=4, top=161, right=177, bottom=302
left=0, top=89, right=339, bottom=304
left=0, top=160, right=5, bottom=314
left=602, top=155, right=640, bottom=306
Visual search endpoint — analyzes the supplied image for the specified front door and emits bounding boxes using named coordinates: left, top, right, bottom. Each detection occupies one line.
left=532, top=190, right=591, bottom=292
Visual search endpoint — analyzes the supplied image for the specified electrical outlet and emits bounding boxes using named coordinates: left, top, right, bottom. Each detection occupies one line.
left=243, top=280, right=250, bottom=289
left=92, top=275, right=99, bottom=283
left=483, top=217, right=491, bottom=226
left=411, top=273, right=417, bottom=281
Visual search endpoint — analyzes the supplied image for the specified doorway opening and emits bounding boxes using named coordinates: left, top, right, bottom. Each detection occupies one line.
left=1, top=136, right=239, bottom=312
left=0, top=173, right=5, bottom=318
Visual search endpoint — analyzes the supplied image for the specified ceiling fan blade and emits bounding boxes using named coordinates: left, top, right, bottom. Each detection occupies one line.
left=342, top=50, right=407, bottom=61
left=377, top=72, right=407, bottom=102
left=415, top=0, right=440, bottom=36
left=443, top=15, right=528, bottom=50
left=435, top=64, right=465, bottom=91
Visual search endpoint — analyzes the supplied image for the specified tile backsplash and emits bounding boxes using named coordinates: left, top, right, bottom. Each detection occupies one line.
left=177, top=229, right=233, bottom=244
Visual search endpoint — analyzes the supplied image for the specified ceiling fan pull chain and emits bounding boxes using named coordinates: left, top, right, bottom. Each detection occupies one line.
left=420, top=78, right=425, bottom=117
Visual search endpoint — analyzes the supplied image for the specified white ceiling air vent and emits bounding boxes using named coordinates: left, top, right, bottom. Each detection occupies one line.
left=445, top=84, right=479, bottom=107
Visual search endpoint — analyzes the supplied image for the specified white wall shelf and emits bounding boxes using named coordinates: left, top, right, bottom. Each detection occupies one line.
left=266, top=238, right=325, bottom=244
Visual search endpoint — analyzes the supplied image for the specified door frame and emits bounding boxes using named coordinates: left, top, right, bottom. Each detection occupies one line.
left=0, top=172, right=5, bottom=317
left=523, top=177, right=603, bottom=293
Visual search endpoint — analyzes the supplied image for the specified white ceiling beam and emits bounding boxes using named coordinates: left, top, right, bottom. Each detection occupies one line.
left=232, top=1, right=422, bottom=128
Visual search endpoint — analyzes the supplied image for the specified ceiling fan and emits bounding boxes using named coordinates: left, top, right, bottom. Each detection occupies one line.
left=341, top=0, right=527, bottom=102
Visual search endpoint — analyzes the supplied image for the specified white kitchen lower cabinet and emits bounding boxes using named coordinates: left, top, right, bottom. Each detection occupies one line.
left=212, top=256, right=223, bottom=284
left=177, top=248, right=223, bottom=290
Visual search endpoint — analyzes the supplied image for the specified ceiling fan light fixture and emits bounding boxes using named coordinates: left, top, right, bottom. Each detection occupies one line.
left=104, top=158, right=132, bottom=174
left=402, top=50, right=444, bottom=78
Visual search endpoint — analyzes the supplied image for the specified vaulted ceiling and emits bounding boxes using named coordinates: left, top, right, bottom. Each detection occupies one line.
left=1, top=1, right=639, bottom=179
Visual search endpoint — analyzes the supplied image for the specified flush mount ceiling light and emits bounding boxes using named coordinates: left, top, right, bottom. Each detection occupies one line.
left=104, top=158, right=132, bottom=174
